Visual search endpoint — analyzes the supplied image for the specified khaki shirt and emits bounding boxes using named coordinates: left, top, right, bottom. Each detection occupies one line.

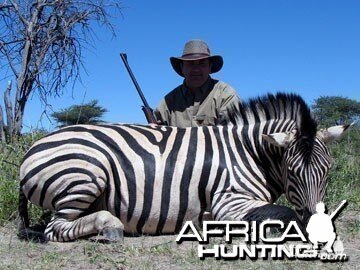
left=155, top=77, right=240, bottom=127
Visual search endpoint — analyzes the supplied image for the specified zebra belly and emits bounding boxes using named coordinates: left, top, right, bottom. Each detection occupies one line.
left=115, top=175, right=205, bottom=234
left=119, top=205, right=202, bottom=234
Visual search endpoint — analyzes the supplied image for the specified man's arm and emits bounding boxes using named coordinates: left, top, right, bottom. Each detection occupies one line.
left=220, top=85, right=241, bottom=108
left=217, top=84, right=241, bottom=121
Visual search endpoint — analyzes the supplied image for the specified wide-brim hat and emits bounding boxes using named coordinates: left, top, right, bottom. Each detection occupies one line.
left=170, top=40, right=223, bottom=77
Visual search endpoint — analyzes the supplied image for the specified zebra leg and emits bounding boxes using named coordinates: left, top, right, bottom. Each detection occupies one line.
left=242, top=204, right=304, bottom=232
left=45, top=210, right=124, bottom=242
left=43, top=175, right=124, bottom=242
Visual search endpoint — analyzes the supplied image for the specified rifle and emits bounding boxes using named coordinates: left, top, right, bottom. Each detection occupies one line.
left=330, top=200, right=347, bottom=220
left=120, top=53, right=157, bottom=124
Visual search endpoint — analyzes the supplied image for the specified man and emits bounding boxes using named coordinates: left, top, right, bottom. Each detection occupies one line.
left=155, top=39, right=240, bottom=127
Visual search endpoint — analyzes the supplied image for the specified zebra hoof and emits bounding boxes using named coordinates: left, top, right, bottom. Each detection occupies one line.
left=102, top=227, right=124, bottom=242
left=90, top=228, right=124, bottom=243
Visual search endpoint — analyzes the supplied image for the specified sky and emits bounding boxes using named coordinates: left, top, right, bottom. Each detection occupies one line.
left=1, top=0, right=360, bottom=131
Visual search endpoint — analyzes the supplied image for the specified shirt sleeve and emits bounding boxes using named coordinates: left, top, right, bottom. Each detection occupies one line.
left=218, top=84, right=241, bottom=119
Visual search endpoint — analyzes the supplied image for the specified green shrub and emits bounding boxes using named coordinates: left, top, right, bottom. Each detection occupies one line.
left=0, top=131, right=47, bottom=224
left=325, top=127, right=360, bottom=209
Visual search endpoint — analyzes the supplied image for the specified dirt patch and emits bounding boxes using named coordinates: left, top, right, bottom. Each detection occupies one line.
left=0, top=212, right=359, bottom=270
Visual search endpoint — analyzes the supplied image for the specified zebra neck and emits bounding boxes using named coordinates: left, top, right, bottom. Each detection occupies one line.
left=226, top=124, right=293, bottom=202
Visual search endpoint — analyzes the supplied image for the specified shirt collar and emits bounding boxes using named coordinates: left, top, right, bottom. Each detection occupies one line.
left=181, top=76, right=214, bottom=97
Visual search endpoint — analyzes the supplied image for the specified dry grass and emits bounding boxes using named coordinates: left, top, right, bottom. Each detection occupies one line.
left=0, top=211, right=359, bottom=270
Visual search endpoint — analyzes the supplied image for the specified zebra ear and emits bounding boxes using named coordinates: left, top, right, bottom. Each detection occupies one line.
left=317, top=122, right=354, bottom=143
left=262, top=131, right=296, bottom=148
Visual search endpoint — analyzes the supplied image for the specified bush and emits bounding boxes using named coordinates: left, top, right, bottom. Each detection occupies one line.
left=0, top=131, right=47, bottom=224
left=325, top=127, right=360, bottom=209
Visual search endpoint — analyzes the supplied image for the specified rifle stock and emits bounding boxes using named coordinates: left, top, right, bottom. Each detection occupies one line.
left=120, top=53, right=157, bottom=124
left=142, top=106, right=157, bottom=124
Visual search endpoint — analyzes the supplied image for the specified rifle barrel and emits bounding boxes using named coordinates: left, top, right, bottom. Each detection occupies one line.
left=120, top=53, right=157, bottom=124
left=330, top=200, right=347, bottom=220
left=120, top=53, right=151, bottom=108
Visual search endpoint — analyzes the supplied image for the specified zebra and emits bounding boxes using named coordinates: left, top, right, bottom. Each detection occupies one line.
left=18, top=93, right=351, bottom=242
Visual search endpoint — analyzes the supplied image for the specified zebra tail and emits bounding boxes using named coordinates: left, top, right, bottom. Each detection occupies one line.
left=17, top=188, right=48, bottom=243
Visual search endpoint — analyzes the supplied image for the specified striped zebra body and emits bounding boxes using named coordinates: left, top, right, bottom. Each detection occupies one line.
left=19, top=93, right=351, bottom=242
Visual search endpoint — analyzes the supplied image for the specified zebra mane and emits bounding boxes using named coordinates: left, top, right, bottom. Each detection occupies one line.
left=223, top=92, right=318, bottom=139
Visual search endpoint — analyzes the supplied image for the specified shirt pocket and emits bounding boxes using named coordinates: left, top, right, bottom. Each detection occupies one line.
left=195, top=115, right=216, bottom=126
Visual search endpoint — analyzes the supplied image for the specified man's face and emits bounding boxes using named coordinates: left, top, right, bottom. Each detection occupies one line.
left=181, top=59, right=211, bottom=90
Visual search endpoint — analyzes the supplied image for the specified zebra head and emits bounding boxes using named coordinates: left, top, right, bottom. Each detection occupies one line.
left=262, top=123, right=352, bottom=225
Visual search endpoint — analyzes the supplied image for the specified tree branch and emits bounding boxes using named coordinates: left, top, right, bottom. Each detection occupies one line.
left=0, top=104, right=5, bottom=142
left=0, top=43, right=19, bottom=77
left=0, top=0, right=122, bottom=137
left=4, top=80, right=13, bottom=137
left=7, top=0, right=29, bottom=27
